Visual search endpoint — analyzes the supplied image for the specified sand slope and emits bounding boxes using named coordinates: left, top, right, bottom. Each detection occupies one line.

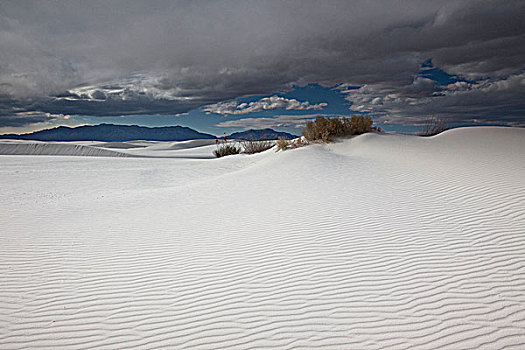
left=1, top=127, right=524, bottom=349
left=0, top=140, right=131, bottom=157
left=0, top=139, right=219, bottom=159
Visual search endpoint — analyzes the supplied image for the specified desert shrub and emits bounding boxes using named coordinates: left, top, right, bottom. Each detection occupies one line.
left=275, top=136, right=308, bottom=152
left=351, top=115, right=374, bottom=134
left=276, top=136, right=292, bottom=151
left=292, top=137, right=307, bottom=148
left=302, top=115, right=374, bottom=142
left=303, top=117, right=331, bottom=142
left=419, top=117, right=448, bottom=136
left=213, top=140, right=241, bottom=158
left=240, top=139, right=274, bottom=154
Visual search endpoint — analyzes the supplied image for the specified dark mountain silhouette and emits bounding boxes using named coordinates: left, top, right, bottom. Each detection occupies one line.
left=227, top=128, right=297, bottom=140
left=0, top=124, right=217, bottom=142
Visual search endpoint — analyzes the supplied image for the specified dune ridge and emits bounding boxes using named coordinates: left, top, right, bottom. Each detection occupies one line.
left=0, top=141, right=131, bottom=157
left=0, top=139, right=219, bottom=158
left=1, top=127, right=524, bottom=349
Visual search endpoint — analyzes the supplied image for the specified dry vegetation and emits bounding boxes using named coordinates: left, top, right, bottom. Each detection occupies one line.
left=419, top=117, right=449, bottom=136
left=276, top=136, right=307, bottom=151
left=276, top=115, right=379, bottom=152
left=219, top=115, right=380, bottom=156
left=302, top=115, right=377, bottom=142
left=240, top=139, right=274, bottom=154
left=214, top=137, right=274, bottom=157
left=213, top=139, right=241, bottom=158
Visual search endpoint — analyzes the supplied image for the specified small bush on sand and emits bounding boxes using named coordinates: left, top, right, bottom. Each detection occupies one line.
left=276, top=136, right=308, bottom=152
left=302, top=117, right=331, bottom=142
left=292, top=137, right=307, bottom=148
left=302, top=115, right=374, bottom=142
left=241, top=139, right=274, bottom=154
left=276, top=136, right=292, bottom=151
left=419, top=117, right=448, bottom=136
left=214, top=139, right=241, bottom=158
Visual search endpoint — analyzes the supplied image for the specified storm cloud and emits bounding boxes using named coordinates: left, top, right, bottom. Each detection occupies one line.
left=1, top=0, right=524, bottom=129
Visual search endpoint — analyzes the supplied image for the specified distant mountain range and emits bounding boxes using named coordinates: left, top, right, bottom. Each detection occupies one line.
left=0, top=124, right=298, bottom=142
left=226, top=128, right=298, bottom=140
left=0, top=124, right=216, bottom=142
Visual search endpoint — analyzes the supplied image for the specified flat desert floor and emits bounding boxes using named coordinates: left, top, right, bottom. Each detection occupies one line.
left=1, top=127, right=524, bottom=349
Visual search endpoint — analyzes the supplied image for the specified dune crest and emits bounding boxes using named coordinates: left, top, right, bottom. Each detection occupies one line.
left=0, top=141, right=130, bottom=157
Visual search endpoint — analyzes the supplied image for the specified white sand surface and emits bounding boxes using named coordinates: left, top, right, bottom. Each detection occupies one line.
left=1, top=127, right=524, bottom=349
left=0, top=139, right=219, bottom=159
left=0, top=140, right=131, bottom=157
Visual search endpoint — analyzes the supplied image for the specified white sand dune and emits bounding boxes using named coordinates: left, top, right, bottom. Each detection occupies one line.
left=0, top=140, right=131, bottom=157
left=0, top=139, right=219, bottom=159
left=117, top=139, right=219, bottom=158
left=1, top=127, right=524, bottom=349
left=90, top=141, right=148, bottom=149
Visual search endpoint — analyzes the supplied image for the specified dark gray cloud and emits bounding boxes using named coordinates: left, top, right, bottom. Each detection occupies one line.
left=0, top=0, right=524, bottom=129
left=0, top=110, right=58, bottom=127
left=0, top=115, right=53, bottom=127
left=344, top=69, right=525, bottom=127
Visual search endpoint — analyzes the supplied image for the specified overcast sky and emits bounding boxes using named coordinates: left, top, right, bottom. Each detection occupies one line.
left=1, top=0, right=524, bottom=134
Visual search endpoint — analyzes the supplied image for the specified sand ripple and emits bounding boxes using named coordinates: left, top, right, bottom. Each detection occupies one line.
left=1, top=127, right=524, bottom=349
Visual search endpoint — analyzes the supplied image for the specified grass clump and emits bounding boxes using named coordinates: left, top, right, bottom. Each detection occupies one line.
left=419, top=117, right=449, bottom=136
left=240, top=139, right=274, bottom=154
left=213, top=139, right=241, bottom=158
left=214, top=137, right=274, bottom=157
left=302, top=115, right=375, bottom=142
